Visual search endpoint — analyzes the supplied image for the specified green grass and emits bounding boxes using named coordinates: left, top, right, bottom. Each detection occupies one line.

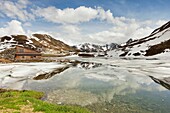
left=0, top=89, right=91, bottom=113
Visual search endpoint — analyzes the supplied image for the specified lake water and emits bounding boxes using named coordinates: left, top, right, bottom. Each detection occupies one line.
left=1, top=57, right=170, bottom=113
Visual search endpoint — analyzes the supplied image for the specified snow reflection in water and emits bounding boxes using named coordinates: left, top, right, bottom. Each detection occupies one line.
left=0, top=58, right=170, bottom=112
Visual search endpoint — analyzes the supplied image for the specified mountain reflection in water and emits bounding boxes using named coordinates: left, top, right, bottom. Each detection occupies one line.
left=33, top=62, right=102, bottom=80
left=77, top=62, right=102, bottom=70
left=33, top=65, right=70, bottom=80
left=1, top=58, right=170, bottom=113
left=150, top=76, right=170, bottom=90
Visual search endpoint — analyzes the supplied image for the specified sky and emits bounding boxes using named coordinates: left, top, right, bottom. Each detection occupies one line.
left=0, top=0, right=169, bottom=45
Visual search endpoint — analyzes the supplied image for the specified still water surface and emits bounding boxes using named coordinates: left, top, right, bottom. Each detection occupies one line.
left=1, top=57, right=170, bottom=113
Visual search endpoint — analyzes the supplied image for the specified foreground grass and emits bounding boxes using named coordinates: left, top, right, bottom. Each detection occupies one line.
left=0, top=89, right=91, bottom=113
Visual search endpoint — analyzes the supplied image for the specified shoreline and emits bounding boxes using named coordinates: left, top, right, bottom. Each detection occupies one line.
left=0, top=88, right=91, bottom=113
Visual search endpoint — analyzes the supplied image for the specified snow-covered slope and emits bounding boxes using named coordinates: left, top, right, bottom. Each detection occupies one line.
left=31, top=34, right=76, bottom=54
left=75, top=43, right=119, bottom=52
left=119, top=21, right=170, bottom=57
left=0, top=34, right=76, bottom=54
left=0, top=35, right=34, bottom=52
left=0, top=62, right=66, bottom=90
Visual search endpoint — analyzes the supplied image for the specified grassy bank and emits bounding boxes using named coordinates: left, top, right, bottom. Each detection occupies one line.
left=0, top=89, right=91, bottom=113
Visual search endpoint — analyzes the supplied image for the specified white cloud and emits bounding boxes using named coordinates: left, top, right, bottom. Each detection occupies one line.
left=34, top=6, right=98, bottom=24
left=87, top=31, right=125, bottom=44
left=53, top=25, right=83, bottom=45
left=17, top=0, right=30, bottom=7
left=0, top=0, right=34, bottom=21
left=97, top=7, right=114, bottom=22
left=23, top=22, right=32, bottom=27
left=130, top=27, right=153, bottom=39
left=33, top=6, right=130, bottom=25
left=1, top=18, right=161, bottom=46
left=50, top=19, right=156, bottom=45
left=0, top=2, right=166, bottom=45
left=88, top=21, right=154, bottom=44
left=58, top=25, right=81, bottom=34
left=156, top=20, right=168, bottom=27
left=0, top=20, right=26, bottom=37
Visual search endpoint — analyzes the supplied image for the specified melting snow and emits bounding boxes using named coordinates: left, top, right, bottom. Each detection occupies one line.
left=0, top=62, right=66, bottom=89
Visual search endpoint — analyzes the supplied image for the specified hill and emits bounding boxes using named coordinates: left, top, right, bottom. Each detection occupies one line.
left=0, top=34, right=76, bottom=54
left=119, top=21, right=170, bottom=57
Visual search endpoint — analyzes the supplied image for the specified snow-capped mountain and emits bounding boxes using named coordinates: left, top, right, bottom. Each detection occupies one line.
left=74, top=43, right=119, bottom=52
left=0, top=34, right=76, bottom=54
left=119, top=21, right=170, bottom=57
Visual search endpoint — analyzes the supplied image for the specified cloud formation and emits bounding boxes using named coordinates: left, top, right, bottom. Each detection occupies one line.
left=31, top=5, right=158, bottom=44
left=0, top=0, right=168, bottom=45
left=0, top=0, right=34, bottom=21
left=33, top=6, right=127, bottom=25
left=0, top=20, right=26, bottom=37
left=34, top=6, right=99, bottom=24
left=51, top=20, right=156, bottom=45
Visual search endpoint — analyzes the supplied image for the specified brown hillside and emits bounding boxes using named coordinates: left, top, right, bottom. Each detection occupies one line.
left=145, top=39, right=170, bottom=56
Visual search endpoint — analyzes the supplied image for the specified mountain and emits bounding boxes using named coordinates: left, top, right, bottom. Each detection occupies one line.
left=74, top=43, right=119, bottom=52
left=0, top=34, right=76, bottom=54
left=119, top=21, right=170, bottom=57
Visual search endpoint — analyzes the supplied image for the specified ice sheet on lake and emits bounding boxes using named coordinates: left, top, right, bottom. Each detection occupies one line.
left=0, top=62, right=66, bottom=89
left=1, top=58, right=170, bottom=91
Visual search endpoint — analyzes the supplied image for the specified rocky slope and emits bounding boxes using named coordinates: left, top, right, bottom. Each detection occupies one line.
left=0, top=34, right=76, bottom=54
left=119, top=21, right=170, bottom=57
left=74, top=43, right=119, bottom=52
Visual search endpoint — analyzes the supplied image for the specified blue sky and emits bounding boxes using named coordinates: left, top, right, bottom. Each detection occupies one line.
left=0, top=0, right=169, bottom=45
left=29, top=0, right=170, bottom=20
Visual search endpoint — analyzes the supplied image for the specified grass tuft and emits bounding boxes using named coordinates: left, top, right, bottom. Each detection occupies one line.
left=0, top=89, right=91, bottom=113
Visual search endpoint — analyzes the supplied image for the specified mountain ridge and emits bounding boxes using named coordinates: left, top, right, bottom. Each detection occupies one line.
left=74, top=43, right=119, bottom=52
left=0, top=34, right=76, bottom=54
left=119, top=21, right=170, bottom=57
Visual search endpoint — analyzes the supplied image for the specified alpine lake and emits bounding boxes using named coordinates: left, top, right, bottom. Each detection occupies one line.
left=0, top=56, right=170, bottom=113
